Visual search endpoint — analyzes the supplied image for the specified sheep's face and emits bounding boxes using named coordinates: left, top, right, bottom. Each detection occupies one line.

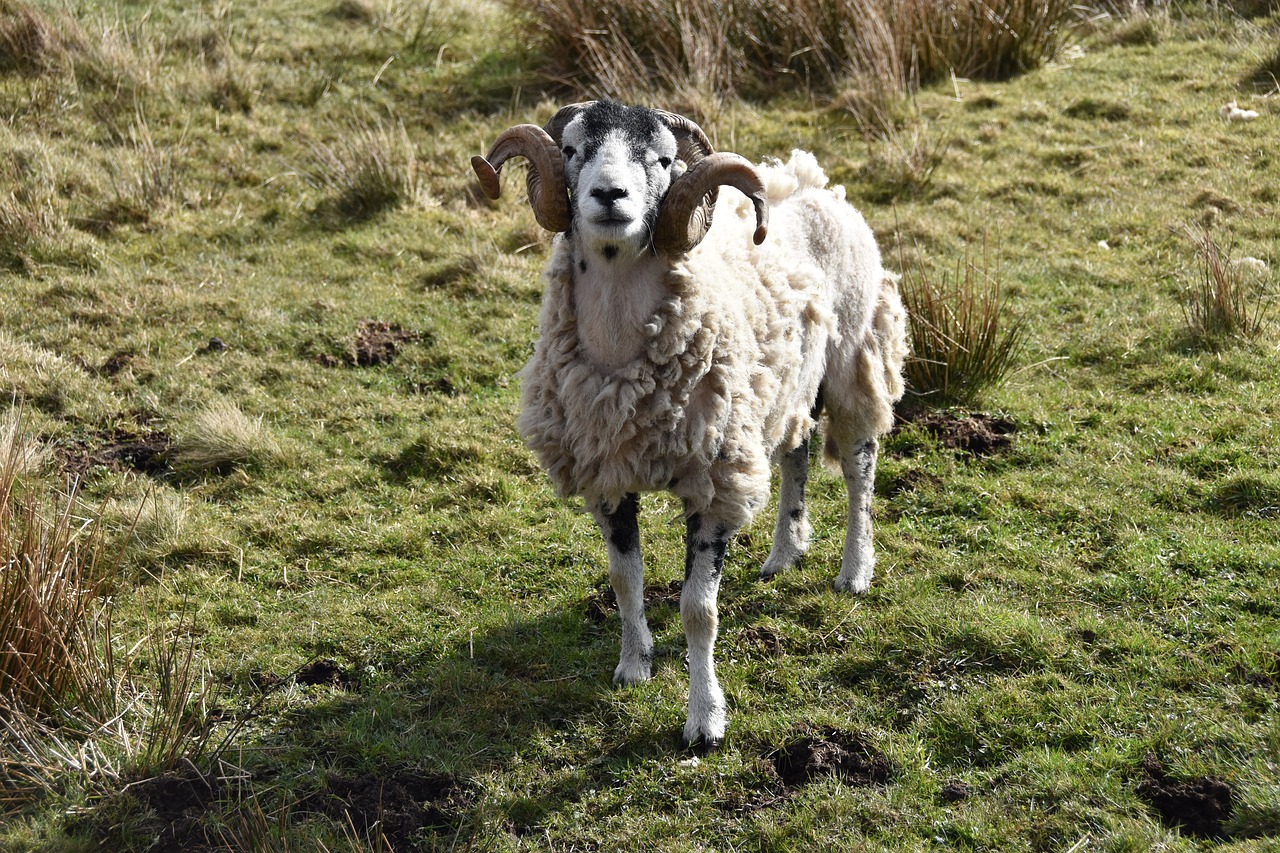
left=559, top=103, right=679, bottom=258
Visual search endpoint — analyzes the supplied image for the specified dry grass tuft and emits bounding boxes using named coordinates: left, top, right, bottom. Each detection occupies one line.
left=0, top=1, right=158, bottom=92
left=307, top=120, right=430, bottom=221
left=859, top=120, right=950, bottom=200
left=898, top=244, right=1028, bottom=410
left=511, top=0, right=1079, bottom=105
left=172, top=401, right=283, bottom=475
left=1180, top=226, right=1273, bottom=347
left=0, top=415, right=118, bottom=745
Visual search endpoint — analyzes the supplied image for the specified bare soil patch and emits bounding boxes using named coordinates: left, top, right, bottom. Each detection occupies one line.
left=1136, top=753, right=1234, bottom=839
left=897, top=410, right=1017, bottom=457
left=294, top=658, right=361, bottom=691
left=121, top=768, right=220, bottom=853
left=323, top=770, right=473, bottom=851
left=64, top=429, right=173, bottom=477
left=353, top=319, right=418, bottom=367
left=765, top=726, right=892, bottom=791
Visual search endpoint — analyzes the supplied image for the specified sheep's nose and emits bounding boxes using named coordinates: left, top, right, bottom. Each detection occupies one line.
left=590, top=186, right=628, bottom=205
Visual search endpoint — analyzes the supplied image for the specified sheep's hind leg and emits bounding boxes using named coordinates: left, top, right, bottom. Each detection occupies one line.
left=835, top=438, right=878, bottom=593
left=761, top=438, right=812, bottom=579
left=681, top=512, right=732, bottom=749
left=594, top=494, right=653, bottom=685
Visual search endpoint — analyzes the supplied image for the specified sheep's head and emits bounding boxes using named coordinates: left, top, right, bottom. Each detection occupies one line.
left=471, top=101, right=768, bottom=257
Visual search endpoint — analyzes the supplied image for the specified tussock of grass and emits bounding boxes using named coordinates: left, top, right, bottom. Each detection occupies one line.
left=0, top=417, right=116, bottom=725
left=171, top=401, right=283, bottom=475
left=898, top=246, right=1028, bottom=410
left=511, top=0, right=1079, bottom=103
left=307, top=120, right=430, bottom=222
left=858, top=121, right=950, bottom=200
left=0, top=145, right=98, bottom=273
left=1180, top=226, right=1274, bottom=347
left=0, top=1, right=157, bottom=93
left=110, top=487, right=193, bottom=565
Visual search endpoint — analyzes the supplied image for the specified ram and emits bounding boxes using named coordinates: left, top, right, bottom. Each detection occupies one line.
left=472, top=100, right=907, bottom=747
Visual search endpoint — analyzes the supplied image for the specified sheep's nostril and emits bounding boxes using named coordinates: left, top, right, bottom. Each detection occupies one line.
left=590, top=187, right=628, bottom=205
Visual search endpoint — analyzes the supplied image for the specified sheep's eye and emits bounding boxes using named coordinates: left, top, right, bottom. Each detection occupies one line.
left=658, top=157, right=672, bottom=168
left=562, top=146, right=576, bottom=159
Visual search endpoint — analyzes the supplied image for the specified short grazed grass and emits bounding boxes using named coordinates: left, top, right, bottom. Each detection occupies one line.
left=1, top=0, right=1278, bottom=850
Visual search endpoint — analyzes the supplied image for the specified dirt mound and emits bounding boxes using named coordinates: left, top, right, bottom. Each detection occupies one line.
left=294, top=658, right=361, bottom=691
left=354, top=319, right=418, bottom=367
left=64, top=429, right=173, bottom=476
left=324, top=770, right=472, bottom=851
left=1136, top=753, right=1234, bottom=839
left=124, top=768, right=220, bottom=852
left=899, top=410, right=1017, bottom=457
left=766, top=727, right=892, bottom=791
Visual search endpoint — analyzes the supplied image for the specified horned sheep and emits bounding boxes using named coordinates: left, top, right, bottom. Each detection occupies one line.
left=471, top=100, right=908, bottom=747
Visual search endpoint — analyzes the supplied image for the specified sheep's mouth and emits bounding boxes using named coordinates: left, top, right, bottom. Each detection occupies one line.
left=592, top=213, right=634, bottom=227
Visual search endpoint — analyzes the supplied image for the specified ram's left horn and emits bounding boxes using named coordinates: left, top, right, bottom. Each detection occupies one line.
left=652, top=153, right=768, bottom=255
left=471, top=124, right=571, bottom=233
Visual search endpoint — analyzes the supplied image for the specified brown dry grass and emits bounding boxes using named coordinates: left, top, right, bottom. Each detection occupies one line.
left=511, top=0, right=1079, bottom=108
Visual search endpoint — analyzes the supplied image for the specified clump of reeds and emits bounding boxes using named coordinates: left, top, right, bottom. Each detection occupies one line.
left=510, top=0, right=1079, bottom=105
left=0, top=417, right=115, bottom=722
left=307, top=120, right=430, bottom=221
left=898, top=245, right=1028, bottom=410
left=1181, top=226, right=1273, bottom=347
left=1, top=416, right=239, bottom=811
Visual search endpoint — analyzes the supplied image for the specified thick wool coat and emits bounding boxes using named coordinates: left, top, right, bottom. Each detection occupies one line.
left=517, top=151, right=907, bottom=527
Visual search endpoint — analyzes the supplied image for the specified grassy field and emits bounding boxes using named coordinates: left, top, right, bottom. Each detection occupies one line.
left=2, top=0, right=1279, bottom=850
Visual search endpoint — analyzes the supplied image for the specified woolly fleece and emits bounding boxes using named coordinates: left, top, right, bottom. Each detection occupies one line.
left=517, top=150, right=907, bottom=527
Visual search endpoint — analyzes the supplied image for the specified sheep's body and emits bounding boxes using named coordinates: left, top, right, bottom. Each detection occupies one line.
left=519, top=152, right=904, bottom=531
left=473, top=102, right=907, bottom=747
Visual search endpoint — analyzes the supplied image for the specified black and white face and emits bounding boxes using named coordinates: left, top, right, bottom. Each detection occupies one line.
left=559, top=102, right=680, bottom=258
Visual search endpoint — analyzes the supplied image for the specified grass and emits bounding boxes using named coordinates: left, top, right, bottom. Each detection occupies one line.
left=898, top=244, right=1029, bottom=410
left=1, top=0, right=1279, bottom=849
left=1179, top=225, right=1274, bottom=346
left=508, top=0, right=1080, bottom=104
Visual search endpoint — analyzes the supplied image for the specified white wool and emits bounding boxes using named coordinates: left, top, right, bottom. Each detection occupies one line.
left=1219, top=101, right=1260, bottom=122
left=517, top=150, right=907, bottom=527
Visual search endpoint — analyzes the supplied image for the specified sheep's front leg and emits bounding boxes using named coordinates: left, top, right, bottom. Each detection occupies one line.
left=593, top=494, right=653, bottom=685
left=681, top=512, right=733, bottom=748
left=761, top=438, right=812, bottom=579
left=835, top=438, right=878, bottom=593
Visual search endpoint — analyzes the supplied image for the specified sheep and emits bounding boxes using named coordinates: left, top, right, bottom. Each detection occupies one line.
left=471, top=100, right=907, bottom=747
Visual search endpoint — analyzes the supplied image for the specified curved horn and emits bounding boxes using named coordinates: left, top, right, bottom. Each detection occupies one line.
left=470, top=124, right=571, bottom=233
left=543, top=101, right=594, bottom=144
left=652, top=153, right=768, bottom=255
left=654, top=109, right=714, bottom=166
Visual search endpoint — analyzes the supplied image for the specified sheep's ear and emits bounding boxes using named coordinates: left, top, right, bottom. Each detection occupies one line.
left=471, top=124, right=572, bottom=233
left=653, top=153, right=768, bottom=255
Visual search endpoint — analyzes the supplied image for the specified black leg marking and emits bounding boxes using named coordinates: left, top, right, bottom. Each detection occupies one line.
left=810, top=384, right=825, bottom=420
left=605, top=493, right=640, bottom=555
left=858, top=439, right=876, bottom=480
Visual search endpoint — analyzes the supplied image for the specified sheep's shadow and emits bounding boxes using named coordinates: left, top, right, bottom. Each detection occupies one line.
left=256, top=588, right=690, bottom=842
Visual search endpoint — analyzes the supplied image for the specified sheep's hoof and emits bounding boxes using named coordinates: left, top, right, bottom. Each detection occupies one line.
left=612, top=662, right=652, bottom=686
left=680, top=728, right=725, bottom=753
left=834, top=572, right=872, bottom=594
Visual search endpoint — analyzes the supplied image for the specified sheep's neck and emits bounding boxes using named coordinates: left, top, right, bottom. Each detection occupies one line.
left=572, top=247, right=670, bottom=373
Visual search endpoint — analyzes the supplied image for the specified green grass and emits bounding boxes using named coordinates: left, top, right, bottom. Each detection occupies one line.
left=2, top=0, right=1279, bottom=850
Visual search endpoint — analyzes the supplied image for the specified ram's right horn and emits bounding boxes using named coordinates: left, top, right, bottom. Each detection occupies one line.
left=471, top=124, right=571, bottom=233
left=652, top=152, right=768, bottom=255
